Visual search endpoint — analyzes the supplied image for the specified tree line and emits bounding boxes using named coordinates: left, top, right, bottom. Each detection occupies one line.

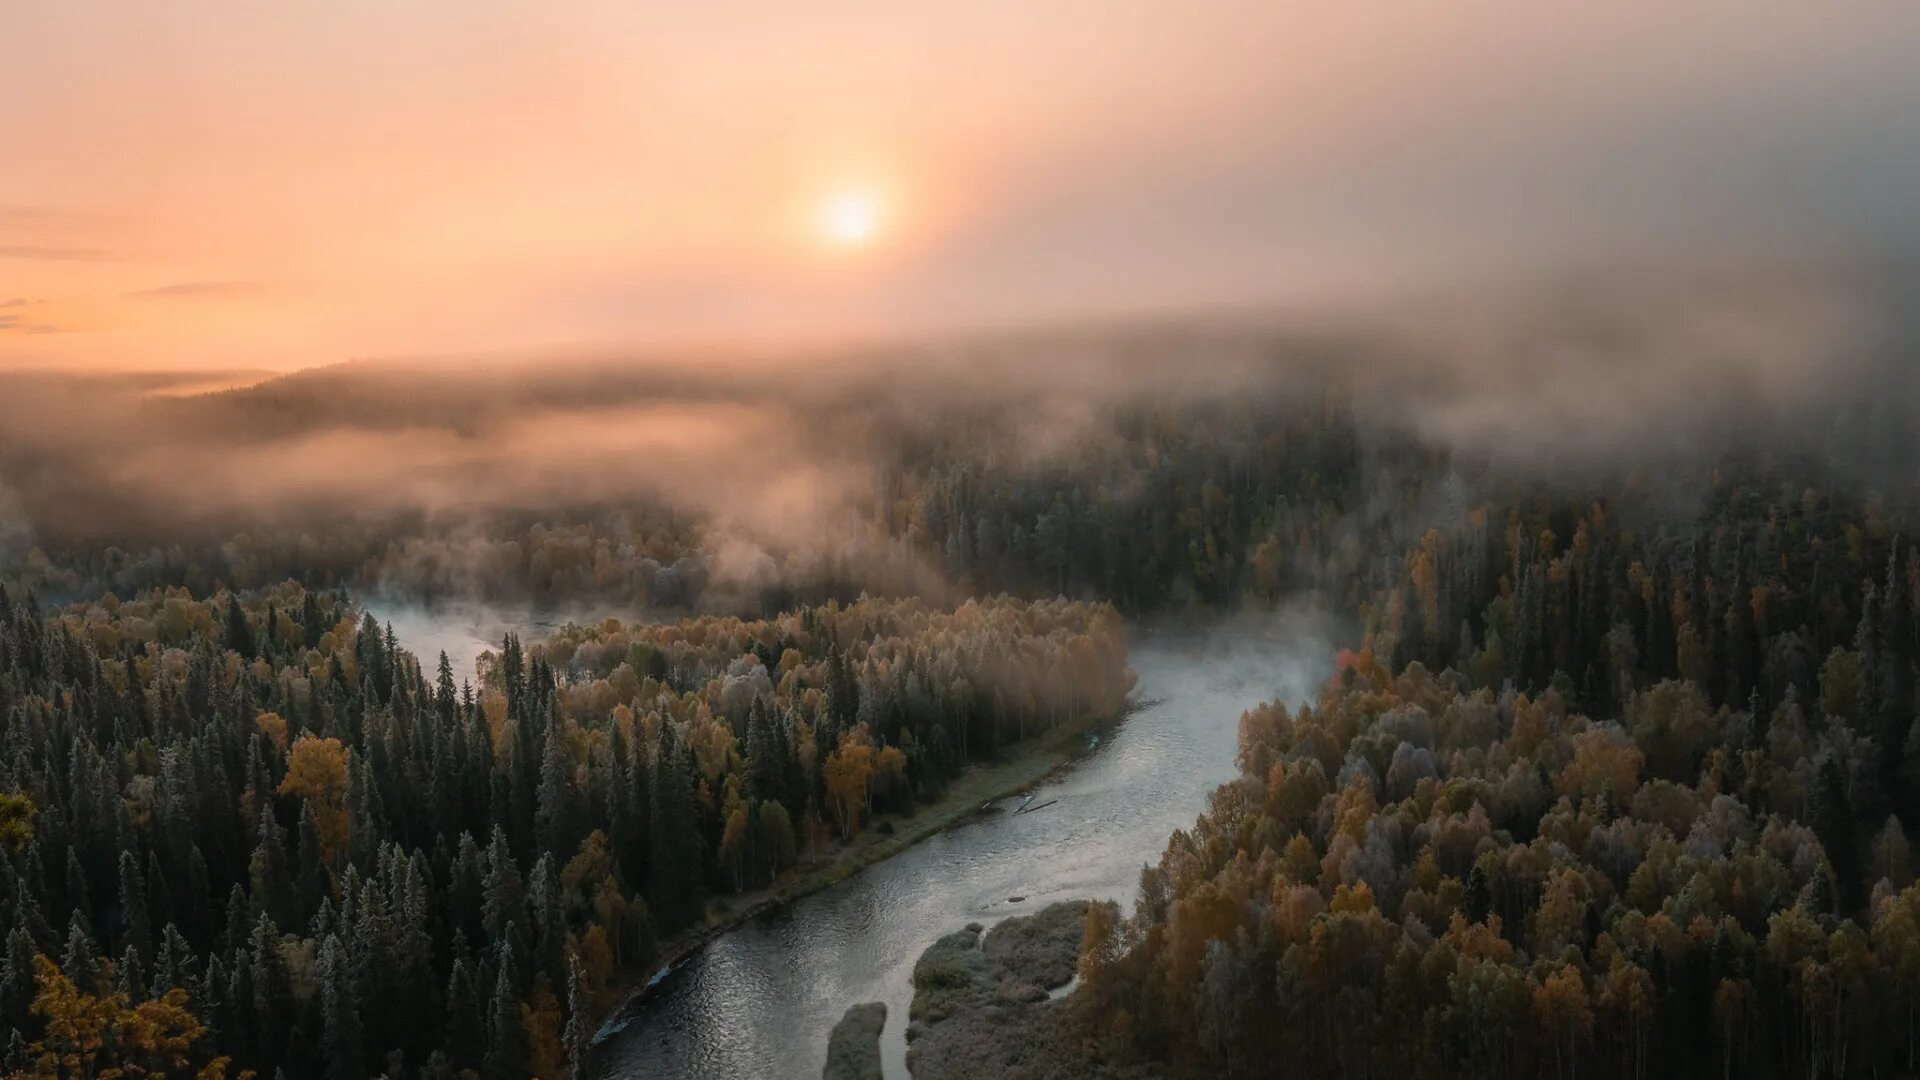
left=0, top=585, right=1128, bottom=1078
left=5, top=387, right=1411, bottom=621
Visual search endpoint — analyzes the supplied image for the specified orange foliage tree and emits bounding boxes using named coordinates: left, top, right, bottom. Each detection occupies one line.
left=278, top=736, right=349, bottom=865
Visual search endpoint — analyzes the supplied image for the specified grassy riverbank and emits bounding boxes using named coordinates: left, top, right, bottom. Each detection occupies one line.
left=590, top=703, right=1123, bottom=1037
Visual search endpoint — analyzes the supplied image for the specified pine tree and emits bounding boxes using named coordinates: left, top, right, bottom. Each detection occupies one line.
left=250, top=911, right=289, bottom=1064
left=435, top=652, right=458, bottom=728
left=484, top=941, right=527, bottom=1080
left=317, top=933, right=364, bottom=1080
left=0, top=926, right=37, bottom=1033
left=527, top=853, right=565, bottom=992
left=745, top=697, right=787, bottom=807
left=501, top=635, right=525, bottom=721
left=564, top=953, right=592, bottom=1080
left=116, top=849, right=151, bottom=961
left=116, top=939, right=145, bottom=1000
left=226, top=594, right=256, bottom=660
left=536, top=712, right=578, bottom=859
left=249, top=801, right=294, bottom=929
left=609, top=724, right=649, bottom=893
left=347, top=755, right=386, bottom=873
left=1810, top=757, right=1861, bottom=913
left=481, top=826, right=525, bottom=945
left=152, top=923, right=196, bottom=1000
left=60, top=908, right=99, bottom=993
left=300, top=591, right=322, bottom=649
left=825, top=644, right=858, bottom=740
left=648, top=726, right=698, bottom=931
left=444, top=955, right=485, bottom=1072
left=144, top=851, right=174, bottom=946
left=295, top=802, right=328, bottom=920
left=63, top=848, right=91, bottom=927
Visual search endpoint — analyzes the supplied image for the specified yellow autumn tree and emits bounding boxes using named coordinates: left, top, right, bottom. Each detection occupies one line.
left=823, top=727, right=877, bottom=840
left=0, top=791, right=36, bottom=853
left=8, top=955, right=242, bottom=1080
left=1533, top=964, right=1594, bottom=1080
left=278, top=736, right=349, bottom=864
left=252, top=712, right=288, bottom=754
left=718, top=789, right=752, bottom=891
left=1556, top=725, right=1644, bottom=802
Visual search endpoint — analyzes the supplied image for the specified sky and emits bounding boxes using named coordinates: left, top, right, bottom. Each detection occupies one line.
left=3, top=2, right=1918, bottom=373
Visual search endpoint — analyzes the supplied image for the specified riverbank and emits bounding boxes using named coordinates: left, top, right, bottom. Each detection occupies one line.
left=590, top=702, right=1128, bottom=1040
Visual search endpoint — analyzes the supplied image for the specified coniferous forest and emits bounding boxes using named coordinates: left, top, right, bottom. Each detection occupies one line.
left=0, top=583, right=1126, bottom=1078
left=1060, top=481, right=1920, bottom=1080
left=4, top=317, right=1920, bottom=1080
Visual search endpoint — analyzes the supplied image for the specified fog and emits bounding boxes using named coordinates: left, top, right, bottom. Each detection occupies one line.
left=1, top=257, right=1915, bottom=599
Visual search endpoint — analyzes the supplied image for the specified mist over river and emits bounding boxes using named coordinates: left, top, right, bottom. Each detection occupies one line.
left=372, top=605, right=1331, bottom=1080
left=370, top=601, right=629, bottom=687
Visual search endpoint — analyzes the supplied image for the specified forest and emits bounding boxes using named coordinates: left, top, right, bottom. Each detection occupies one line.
left=0, top=581, right=1127, bottom=1078
left=3, top=307, right=1920, bottom=1078
left=1045, top=463, right=1920, bottom=1078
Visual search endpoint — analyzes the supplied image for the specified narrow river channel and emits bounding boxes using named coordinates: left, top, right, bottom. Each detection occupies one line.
left=374, top=605, right=1329, bottom=1080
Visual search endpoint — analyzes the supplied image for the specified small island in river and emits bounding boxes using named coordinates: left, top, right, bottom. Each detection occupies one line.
left=847, top=901, right=1164, bottom=1080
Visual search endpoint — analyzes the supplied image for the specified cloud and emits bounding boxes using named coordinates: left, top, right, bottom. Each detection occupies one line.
left=127, top=281, right=272, bottom=300
left=0, top=311, right=64, bottom=334
left=0, top=297, right=69, bottom=334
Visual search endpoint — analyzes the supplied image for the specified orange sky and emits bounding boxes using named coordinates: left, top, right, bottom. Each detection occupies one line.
left=4, top=2, right=1918, bottom=373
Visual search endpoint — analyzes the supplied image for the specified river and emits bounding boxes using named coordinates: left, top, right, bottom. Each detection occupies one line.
left=371, top=604, right=1329, bottom=1080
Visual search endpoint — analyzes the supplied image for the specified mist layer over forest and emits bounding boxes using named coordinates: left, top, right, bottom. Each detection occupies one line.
left=5, top=257, right=1917, bottom=614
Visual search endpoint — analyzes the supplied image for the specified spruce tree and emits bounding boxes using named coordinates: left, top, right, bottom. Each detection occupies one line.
left=317, top=933, right=364, bottom=1080
left=444, top=954, right=484, bottom=1073
left=564, top=953, right=592, bottom=1080
left=249, top=911, right=289, bottom=1064
left=536, top=713, right=578, bottom=858
left=249, top=801, right=294, bottom=929
left=116, top=848, right=151, bottom=961
left=226, top=594, right=255, bottom=660
left=483, top=941, right=526, bottom=1080
left=527, top=853, right=566, bottom=992
left=294, top=803, right=328, bottom=920
left=1811, top=756, right=1861, bottom=913
left=117, top=940, right=146, bottom=1000
left=0, top=926, right=37, bottom=1034
left=648, top=726, right=697, bottom=931
left=481, top=826, right=525, bottom=945
left=60, top=908, right=99, bottom=992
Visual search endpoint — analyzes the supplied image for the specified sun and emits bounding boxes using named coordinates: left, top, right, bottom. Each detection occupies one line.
left=817, top=189, right=884, bottom=248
